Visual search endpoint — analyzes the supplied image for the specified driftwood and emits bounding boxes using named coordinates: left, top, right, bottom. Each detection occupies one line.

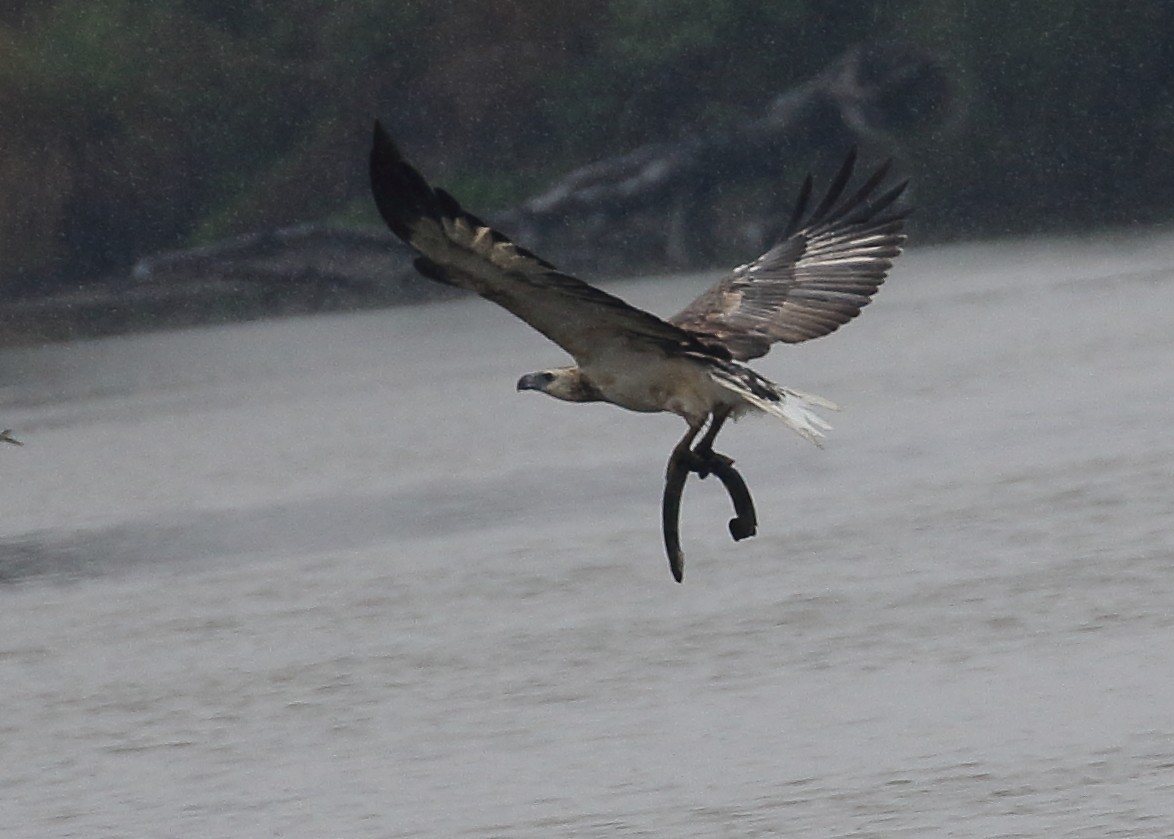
left=131, top=223, right=448, bottom=308
left=497, top=40, right=948, bottom=274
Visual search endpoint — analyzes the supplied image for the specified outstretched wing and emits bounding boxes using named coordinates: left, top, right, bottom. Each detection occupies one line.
left=669, top=149, right=909, bottom=361
left=370, top=121, right=713, bottom=364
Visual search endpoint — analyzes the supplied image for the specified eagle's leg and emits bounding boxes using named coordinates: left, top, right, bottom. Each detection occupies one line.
left=689, top=406, right=733, bottom=476
left=662, top=420, right=704, bottom=582
left=666, top=420, right=703, bottom=476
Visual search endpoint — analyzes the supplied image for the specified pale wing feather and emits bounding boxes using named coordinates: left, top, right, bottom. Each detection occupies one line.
left=370, top=122, right=711, bottom=364
left=670, top=150, right=910, bottom=361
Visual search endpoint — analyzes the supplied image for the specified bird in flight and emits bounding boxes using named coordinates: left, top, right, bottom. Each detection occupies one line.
left=370, top=121, right=908, bottom=581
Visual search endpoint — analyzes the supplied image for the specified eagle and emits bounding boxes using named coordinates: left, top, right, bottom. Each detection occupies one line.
left=370, top=121, right=908, bottom=581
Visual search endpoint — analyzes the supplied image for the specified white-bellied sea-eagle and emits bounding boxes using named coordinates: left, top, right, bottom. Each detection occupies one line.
left=370, top=121, right=909, bottom=582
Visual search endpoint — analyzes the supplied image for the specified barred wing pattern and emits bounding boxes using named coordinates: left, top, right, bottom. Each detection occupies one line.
left=670, top=150, right=909, bottom=361
left=370, top=121, right=711, bottom=365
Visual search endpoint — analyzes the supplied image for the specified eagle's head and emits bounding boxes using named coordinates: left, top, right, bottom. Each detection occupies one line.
left=516, top=367, right=603, bottom=403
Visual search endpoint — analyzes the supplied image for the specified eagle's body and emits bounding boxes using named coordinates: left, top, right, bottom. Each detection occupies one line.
left=534, top=349, right=751, bottom=422
left=601, top=350, right=737, bottom=421
left=370, top=121, right=908, bottom=579
left=521, top=338, right=832, bottom=434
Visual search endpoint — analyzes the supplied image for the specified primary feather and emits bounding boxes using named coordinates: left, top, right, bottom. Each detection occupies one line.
left=369, top=122, right=717, bottom=367
left=669, top=148, right=910, bottom=360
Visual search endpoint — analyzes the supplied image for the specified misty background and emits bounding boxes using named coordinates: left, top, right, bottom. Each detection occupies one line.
left=4, top=4, right=1174, bottom=837
left=2, top=0, right=1173, bottom=306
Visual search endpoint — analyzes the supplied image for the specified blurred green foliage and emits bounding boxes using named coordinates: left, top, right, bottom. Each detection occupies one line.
left=2, top=0, right=1172, bottom=292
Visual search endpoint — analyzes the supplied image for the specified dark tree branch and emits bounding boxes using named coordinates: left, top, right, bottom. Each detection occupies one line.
left=662, top=446, right=759, bottom=583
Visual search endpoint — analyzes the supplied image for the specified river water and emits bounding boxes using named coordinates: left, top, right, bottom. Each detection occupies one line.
left=2, top=230, right=1173, bottom=837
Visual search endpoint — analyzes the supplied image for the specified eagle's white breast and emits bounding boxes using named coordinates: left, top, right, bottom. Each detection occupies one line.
left=582, top=345, right=729, bottom=424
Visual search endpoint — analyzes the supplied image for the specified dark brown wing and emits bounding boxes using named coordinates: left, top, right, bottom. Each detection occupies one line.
left=370, top=121, right=714, bottom=364
left=669, top=149, right=910, bottom=361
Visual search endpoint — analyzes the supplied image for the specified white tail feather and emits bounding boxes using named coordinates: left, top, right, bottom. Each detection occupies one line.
left=745, top=387, right=836, bottom=447
left=711, top=371, right=838, bottom=447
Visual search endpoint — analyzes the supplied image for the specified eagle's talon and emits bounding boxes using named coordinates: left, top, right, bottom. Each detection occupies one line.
left=682, top=446, right=733, bottom=480
left=681, top=451, right=710, bottom=479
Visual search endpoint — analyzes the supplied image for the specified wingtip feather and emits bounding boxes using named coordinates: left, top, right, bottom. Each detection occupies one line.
left=369, top=119, right=445, bottom=245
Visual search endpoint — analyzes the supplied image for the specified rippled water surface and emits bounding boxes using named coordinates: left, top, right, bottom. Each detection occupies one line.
left=2, top=232, right=1174, bottom=837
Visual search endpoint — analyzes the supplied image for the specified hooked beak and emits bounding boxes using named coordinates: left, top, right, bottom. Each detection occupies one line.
left=516, top=372, right=550, bottom=392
